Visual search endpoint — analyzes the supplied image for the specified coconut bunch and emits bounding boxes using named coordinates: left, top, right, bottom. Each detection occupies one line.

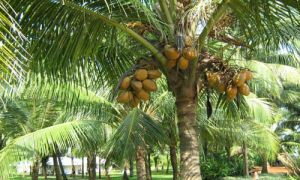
left=206, top=70, right=253, bottom=100
left=199, top=55, right=253, bottom=101
left=163, top=37, right=198, bottom=70
left=117, top=61, right=162, bottom=107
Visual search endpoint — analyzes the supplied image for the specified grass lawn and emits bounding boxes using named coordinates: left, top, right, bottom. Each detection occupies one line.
left=11, top=171, right=173, bottom=180
left=11, top=172, right=295, bottom=180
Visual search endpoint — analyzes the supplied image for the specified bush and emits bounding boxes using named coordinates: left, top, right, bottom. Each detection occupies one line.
left=201, top=152, right=244, bottom=180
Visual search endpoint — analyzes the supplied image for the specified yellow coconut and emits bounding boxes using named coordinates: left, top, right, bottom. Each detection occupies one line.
left=217, top=81, right=226, bottom=93
left=234, top=72, right=246, bottom=87
left=117, top=91, right=133, bottom=103
left=135, top=69, right=148, bottom=81
left=147, top=70, right=162, bottom=79
left=131, top=80, right=143, bottom=92
left=244, top=71, right=253, bottom=81
left=238, top=84, right=250, bottom=96
left=142, top=79, right=157, bottom=92
left=207, top=72, right=220, bottom=88
left=136, top=89, right=150, bottom=101
left=164, top=45, right=180, bottom=60
left=226, top=86, right=237, bottom=101
left=120, top=76, right=131, bottom=90
left=183, top=47, right=198, bottom=60
left=129, top=96, right=140, bottom=108
left=178, top=57, right=189, bottom=70
left=166, top=59, right=177, bottom=69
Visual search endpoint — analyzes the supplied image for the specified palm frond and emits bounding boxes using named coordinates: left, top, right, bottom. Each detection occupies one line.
left=104, top=108, right=166, bottom=165
left=0, top=120, right=103, bottom=178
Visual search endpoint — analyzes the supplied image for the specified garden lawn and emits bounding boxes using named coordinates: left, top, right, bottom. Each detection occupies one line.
left=11, top=171, right=173, bottom=180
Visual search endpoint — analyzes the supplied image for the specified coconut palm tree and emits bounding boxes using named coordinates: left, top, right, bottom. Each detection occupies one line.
left=8, top=0, right=300, bottom=179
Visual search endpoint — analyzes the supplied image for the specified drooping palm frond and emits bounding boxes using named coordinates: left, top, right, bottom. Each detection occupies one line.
left=8, top=0, right=167, bottom=87
left=104, top=108, right=166, bottom=165
left=0, top=120, right=103, bottom=178
left=227, top=0, right=300, bottom=52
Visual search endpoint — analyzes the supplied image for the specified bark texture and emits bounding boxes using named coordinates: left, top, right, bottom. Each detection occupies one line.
left=136, top=146, right=147, bottom=180
left=176, top=85, right=201, bottom=180
left=57, top=155, right=68, bottom=180
left=41, top=157, right=48, bottom=179
left=82, top=157, right=85, bottom=178
left=88, top=154, right=97, bottom=180
left=169, top=145, right=178, bottom=180
left=31, top=159, right=40, bottom=180
left=262, top=154, right=269, bottom=174
left=145, top=153, right=151, bottom=180
left=53, top=155, right=62, bottom=180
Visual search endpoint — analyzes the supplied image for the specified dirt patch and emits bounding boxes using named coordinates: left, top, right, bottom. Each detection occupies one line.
left=251, top=166, right=290, bottom=174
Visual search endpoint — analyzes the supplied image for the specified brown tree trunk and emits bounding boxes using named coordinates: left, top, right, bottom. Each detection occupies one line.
left=122, top=166, right=129, bottom=180
left=170, top=145, right=178, bottom=180
left=53, top=155, right=62, bottom=180
left=242, top=141, right=249, bottom=177
left=145, top=153, right=151, bottom=180
left=262, top=154, right=269, bottom=174
left=136, top=146, right=147, bottom=180
left=31, top=158, right=40, bottom=180
left=41, top=157, right=48, bottom=179
left=57, top=155, right=68, bottom=180
left=71, top=156, right=75, bottom=177
left=175, top=85, right=201, bottom=179
left=82, top=157, right=85, bottom=178
left=88, top=154, right=97, bottom=180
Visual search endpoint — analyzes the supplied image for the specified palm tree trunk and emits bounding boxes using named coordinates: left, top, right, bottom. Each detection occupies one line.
left=71, top=156, right=75, bottom=177
left=129, top=159, right=134, bottom=177
left=98, top=157, right=102, bottom=179
left=262, top=154, right=269, bottom=174
left=242, top=141, right=249, bottom=177
left=169, top=145, right=178, bottom=180
left=136, top=146, right=147, bottom=180
left=154, top=156, right=158, bottom=172
left=122, top=166, right=129, bottom=180
left=166, top=154, right=169, bottom=174
left=82, top=157, right=85, bottom=178
left=41, top=157, right=48, bottom=179
left=145, top=153, right=151, bottom=180
left=31, top=158, right=40, bottom=180
left=175, top=85, right=201, bottom=180
left=53, top=155, right=62, bottom=180
left=57, top=155, right=68, bottom=180
left=88, top=154, right=96, bottom=180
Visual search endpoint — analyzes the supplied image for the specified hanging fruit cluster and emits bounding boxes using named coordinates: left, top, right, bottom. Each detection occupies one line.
left=116, top=61, right=162, bottom=107
left=200, top=55, right=253, bottom=101
left=163, top=39, right=198, bottom=71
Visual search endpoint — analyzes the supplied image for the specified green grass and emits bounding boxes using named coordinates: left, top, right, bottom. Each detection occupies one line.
left=11, top=172, right=295, bottom=180
left=11, top=171, right=173, bottom=180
